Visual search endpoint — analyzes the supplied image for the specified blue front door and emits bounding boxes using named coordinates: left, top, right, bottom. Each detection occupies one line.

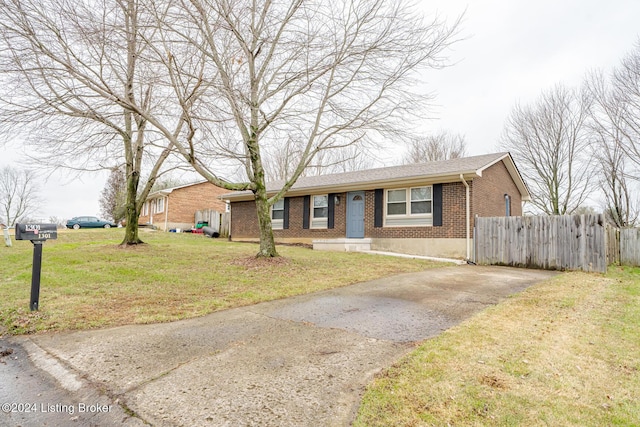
left=346, top=191, right=365, bottom=238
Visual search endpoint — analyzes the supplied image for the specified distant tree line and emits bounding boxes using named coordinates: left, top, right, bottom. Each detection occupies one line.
left=501, top=42, right=640, bottom=228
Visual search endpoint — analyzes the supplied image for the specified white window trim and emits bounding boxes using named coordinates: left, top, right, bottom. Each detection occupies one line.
left=155, top=197, right=165, bottom=213
left=271, top=200, right=284, bottom=230
left=386, top=189, right=407, bottom=216
left=384, top=186, right=433, bottom=227
left=311, top=194, right=329, bottom=229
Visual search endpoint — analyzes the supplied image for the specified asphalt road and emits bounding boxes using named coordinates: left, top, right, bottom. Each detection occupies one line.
left=1, top=265, right=556, bottom=426
left=0, top=338, right=143, bottom=427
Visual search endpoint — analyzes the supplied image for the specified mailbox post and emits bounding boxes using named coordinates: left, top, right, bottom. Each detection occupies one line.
left=15, top=223, right=58, bottom=311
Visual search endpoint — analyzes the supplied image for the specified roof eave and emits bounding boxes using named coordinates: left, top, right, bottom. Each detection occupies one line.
left=221, top=152, right=532, bottom=202
left=148, top=188, right=173, bottom=198
left=222, top=171, right=482, bottom=202
left=497, top=153, right=531, bottom=201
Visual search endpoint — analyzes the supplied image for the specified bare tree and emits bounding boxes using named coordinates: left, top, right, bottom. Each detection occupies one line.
left=0, top=0, right=188, bottom=245
left=610, top=42, right=640, bottom=171
left=402, top=131, right=467, bottom=164
left=100, top=166, right=128, bottom=224
left=587, top=71, right=640, bottom=227
left=600, top=156, right=640, bottom=227
left=0, top=166, right=40, bottom=227
left=152, top=0, right=461, bottom=257
left=500, top=84, right=593, bottom=215
left=48, top=217, right=67, bottom=228
left=262, top=137, right=302, bottom=182
left=309, top=146, right=377, bottom=175
left=265, top=143, right=375, bottom=181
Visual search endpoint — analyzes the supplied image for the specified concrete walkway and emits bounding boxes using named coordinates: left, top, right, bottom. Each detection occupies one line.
left=2, top=265, right=556, bottom=426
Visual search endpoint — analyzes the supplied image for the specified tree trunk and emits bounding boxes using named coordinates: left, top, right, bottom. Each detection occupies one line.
left=121, top=170, right=143, bottom=246
left=254, top=185, right=278, bottom=258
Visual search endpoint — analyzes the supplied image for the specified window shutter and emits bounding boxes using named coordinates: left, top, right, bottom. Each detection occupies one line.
left=433, top=184, right=443, bottom=227
left=283, top=198, right=290, bottom=229
left=328, top=194, right=336, bottom=229
left=374, top=189, right=383, bottom=228
left=302, top=195, right=310, bottom=229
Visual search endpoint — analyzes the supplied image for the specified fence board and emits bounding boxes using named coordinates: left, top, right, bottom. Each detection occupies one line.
left=620, top=228, right=640, bottom=267
left=607, top=226, right=620, bottom=265
left=475, top=214, right=607, bottom=273
left=195, top=209, right=230, bottom=238
left=219, top=213, right=230, bottom=238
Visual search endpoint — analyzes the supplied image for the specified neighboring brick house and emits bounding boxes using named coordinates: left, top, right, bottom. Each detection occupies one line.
left=222, top=153, right=530, bottom=259
left=139, top=181, right=231, bottom=231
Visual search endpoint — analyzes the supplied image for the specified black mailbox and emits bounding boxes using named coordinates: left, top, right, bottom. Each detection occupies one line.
left=15, top=223, right=58, bottom=311
left=15, top=223, right=58, bottom=241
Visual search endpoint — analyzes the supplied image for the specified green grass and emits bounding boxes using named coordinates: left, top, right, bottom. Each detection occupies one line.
left=0, top=229, right=442, bottom=334
left=354, top=266, right=640, bottom=426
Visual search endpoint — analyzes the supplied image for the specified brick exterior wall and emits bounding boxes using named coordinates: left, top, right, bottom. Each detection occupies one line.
left=139, top=182, right=231, bottom=229
left=230, top=160, right=523, bottom=241
left=471, top=160, right=522, bottom=225
left=231, top=184, right=470, bottom=240
left=231, top=197, right=347, bottom=239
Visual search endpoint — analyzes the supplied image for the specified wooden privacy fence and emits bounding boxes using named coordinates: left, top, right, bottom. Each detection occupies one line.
left=620, top=227, right=640, bottom=266
left=475, top=215, right=608, bottom=273
left=606, top=225, right=620, bottom=265
left=195, top=209, right=230, bottom=237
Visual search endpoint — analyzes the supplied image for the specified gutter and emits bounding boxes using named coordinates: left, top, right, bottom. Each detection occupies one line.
left=164, top=196, right=169, bottom=231
left=460, top=174, right=471, bottom=261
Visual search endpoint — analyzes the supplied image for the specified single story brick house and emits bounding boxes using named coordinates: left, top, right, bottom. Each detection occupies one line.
left=222, top=152, right=530, bottom=259
left=139, top=181, right=231, bottom=231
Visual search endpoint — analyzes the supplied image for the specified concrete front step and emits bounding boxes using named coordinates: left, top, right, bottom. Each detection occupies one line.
left=312, top=238, right=372, bottom=252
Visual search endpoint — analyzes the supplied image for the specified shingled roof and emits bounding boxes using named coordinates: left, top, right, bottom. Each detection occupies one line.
left=223, top=152, right=530, bottom=201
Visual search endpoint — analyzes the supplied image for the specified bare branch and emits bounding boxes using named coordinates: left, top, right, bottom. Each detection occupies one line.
left=402, top=131, right=467, bottom=164
left=160, top=0, right=461, bottom=256
left=500, top=83, right=593, bottom=215
left=0, top=166, right=41, bottom=226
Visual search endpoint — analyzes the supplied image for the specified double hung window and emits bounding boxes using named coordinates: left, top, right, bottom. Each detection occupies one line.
left=155, top=198, right=164, bottom=213
left=385, top=186, right=432, bottom=226
left=311, top=195, right=328, bottom=228
left=271, top=199, right=285, bottom=229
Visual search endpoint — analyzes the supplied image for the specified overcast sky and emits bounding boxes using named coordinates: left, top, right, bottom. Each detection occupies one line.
left=420, top=0, right=640, bottom=153
left=2, top=0, right=639, bottom=221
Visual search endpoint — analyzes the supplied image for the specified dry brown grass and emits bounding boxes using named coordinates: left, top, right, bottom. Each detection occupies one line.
left=355, top=267, right=640, bottom=426
left=0, top=229, right=443, bottom=334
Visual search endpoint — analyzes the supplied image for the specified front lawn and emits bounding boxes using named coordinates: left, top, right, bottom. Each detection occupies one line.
left=355, top=266, right=640, bottom=426
left=0, top=229, right=442, bottom=334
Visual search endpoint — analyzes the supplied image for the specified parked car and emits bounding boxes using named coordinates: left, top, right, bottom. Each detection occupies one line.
left=66, top=216, right=116, bottom=229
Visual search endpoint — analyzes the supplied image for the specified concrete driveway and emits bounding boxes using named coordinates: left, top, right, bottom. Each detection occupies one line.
left=5, top=265, right=555, bottom=426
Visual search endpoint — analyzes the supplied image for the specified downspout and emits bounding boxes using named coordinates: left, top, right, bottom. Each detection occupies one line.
left=164, top=196, right=169, bottom=231
left=460, top=174, right=470, bottom=261
left=227, top=201, right=232, bottom=241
